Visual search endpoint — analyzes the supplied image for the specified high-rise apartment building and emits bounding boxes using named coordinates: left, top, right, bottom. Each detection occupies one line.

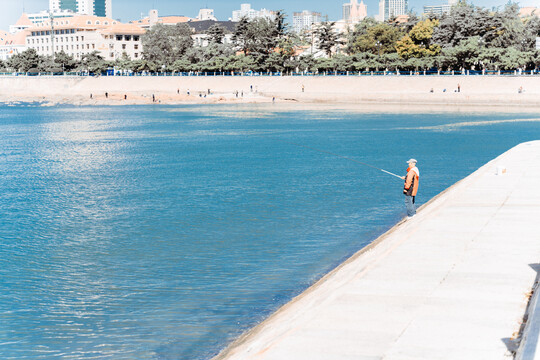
left=423, top=0, right=457, bottom=17
left=378, top=0, right=407, bottom=21
left=292, top=10, right=322, bottom=33
left=49, top=0, right=112, bottom=18
left=197, top=8, right=217, bottom=21
left=231, top=4, right=275, bottom=21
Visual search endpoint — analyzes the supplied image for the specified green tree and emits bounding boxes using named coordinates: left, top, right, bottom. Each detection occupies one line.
left=479, top=47, right=535, bottom=70
left=345, top=18, right=378, bottom=54
left=233, top=16, right=281, bottom=57
left=534, top=50, right=540, bottom=68
left=127, top=59, right=149, bottom=72
left=80, top=51, right=109, bottom=73
left=522, top=10, right=540, bottom=50
left=170, top=57, right=192, bottom=72
left=349, top=22, right=403, bottom=55
left=315, top=22, right=341, bottom=57
left=185, top=42, right=234, bottom=66
left=433, top=2, right=499, bottom=48
left=206, top=24, right=226, bottom=44
left=489, top=3, right=528, bottom=50
left=273, top=10, right=288, bottom=39
left=232, top=16, right=251, bottom=54
left=396, top=19, right=441, bottom=59
left=248, top=17, right=281, bottom=55
left=54, top=50, right=78, bottom=71
left=441, top=36, right=481, bottom=69
left=142, top=23, right=194, bottom=66
left=225, top=54, right=255, bottom=72
left=264, top=52, right=286, bottom=72
left=114, top=52, right=134, bottom=71
left=7, top=48, right=41, bottom=72
left=297, top=54, right=316, bottom=72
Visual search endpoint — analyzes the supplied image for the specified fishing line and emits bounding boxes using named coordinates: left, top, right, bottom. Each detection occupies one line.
left=276, top=139, right=403, bottom=180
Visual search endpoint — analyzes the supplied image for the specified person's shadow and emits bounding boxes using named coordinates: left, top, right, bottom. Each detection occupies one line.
left=501, top=263, right=540, bottom=356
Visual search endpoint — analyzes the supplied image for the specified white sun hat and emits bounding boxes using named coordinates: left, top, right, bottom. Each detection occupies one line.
left=406, top=159, right=417, bottom=164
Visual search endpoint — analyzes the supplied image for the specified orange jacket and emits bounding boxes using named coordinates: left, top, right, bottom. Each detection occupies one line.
left=404, top=166, right=419, bottom=196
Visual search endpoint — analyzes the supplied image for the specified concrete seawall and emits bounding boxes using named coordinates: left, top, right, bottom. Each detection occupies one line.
left=1, top=76, right=540, bottom=107
left=214, top=141, right=540, bottom=360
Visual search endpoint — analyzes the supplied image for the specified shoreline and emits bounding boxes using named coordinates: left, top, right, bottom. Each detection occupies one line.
left=1, top=75, right=540, bottom=110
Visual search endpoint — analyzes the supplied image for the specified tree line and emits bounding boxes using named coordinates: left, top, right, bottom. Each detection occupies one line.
left=2, top=2, right=540, bottom=74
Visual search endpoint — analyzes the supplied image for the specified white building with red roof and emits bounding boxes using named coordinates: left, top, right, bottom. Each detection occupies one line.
left=9, top=13, right=34, bottom=34
left=26, top=15, right=145, bottom=61
left=0, top=30, right=28, bottom=60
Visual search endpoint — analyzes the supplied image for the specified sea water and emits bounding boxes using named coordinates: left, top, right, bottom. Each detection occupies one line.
left=1, top=104, right=539, bottom=359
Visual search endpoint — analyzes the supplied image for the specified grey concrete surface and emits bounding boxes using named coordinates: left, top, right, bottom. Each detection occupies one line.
left=214, top=141, right=540, bottom=360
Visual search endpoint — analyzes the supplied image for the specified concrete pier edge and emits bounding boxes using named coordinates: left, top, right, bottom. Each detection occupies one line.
left=213, top=140, right=540, bottom=360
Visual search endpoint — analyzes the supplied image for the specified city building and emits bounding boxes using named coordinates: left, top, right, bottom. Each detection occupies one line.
left=292, top=10, right=322, bottom=33
left=26, top=15, right=144, bottom=61
left=423, top=0, right=458, bottom=17
left=9, top=14, right=33, bottom=34
left=377, top=0, right=408, bottom=21
left=131, top=10, right=194, bottom=29
left=0, top=30, right=28, bottom=60
left=197, top=8, right=217, bottom=21
left=231, top=4, right=275, bottom=21
left=23, top=10, right=76, bottom=27
left=376, top=0, right=384, bottom=21
left=342, top=0, right=367, bottom=24
left=188, top=20, right=237, bottom=46
left=49, top=0, right=112, bottom=18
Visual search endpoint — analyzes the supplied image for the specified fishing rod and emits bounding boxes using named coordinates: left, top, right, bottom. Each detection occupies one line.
left=277, top=139, right=403, bottom=180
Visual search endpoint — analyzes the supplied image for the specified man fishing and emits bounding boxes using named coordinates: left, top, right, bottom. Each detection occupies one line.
left=402, top=159, right=420, bottom=218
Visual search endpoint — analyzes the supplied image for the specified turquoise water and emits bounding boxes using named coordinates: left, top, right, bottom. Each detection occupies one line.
left=1, top=104, right=539, bottom=359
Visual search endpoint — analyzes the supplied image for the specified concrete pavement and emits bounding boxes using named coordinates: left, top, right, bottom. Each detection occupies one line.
left=214, top=141, right=540, bottom=360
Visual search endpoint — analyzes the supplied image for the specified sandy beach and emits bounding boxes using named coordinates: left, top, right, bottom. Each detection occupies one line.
left=1, top=75, right=540, bottom=110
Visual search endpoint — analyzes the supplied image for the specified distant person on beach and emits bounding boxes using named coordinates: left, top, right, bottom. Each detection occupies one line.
left=430, top=88, right=434, bottom=93
left=90, top=94, right=93, bottom=99
left=124, top=94, right=127, bottom=100
left=187, top=89, right=190, bottom=96
left=177, top=89, right=180, bottom=94
left=152, top=94, right=155, bottom=102
left=457, top=83, right=461, bottom=92
left=518, top=86, right=523, bottom=93
left=401, top=159, right=420, bottom=218
left=105, top=92, right=108, bottom=99
left=302, top=84, right=305, bottom=92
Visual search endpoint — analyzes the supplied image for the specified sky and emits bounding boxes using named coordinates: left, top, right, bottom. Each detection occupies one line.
left=1, top=0, right=538, bottom=31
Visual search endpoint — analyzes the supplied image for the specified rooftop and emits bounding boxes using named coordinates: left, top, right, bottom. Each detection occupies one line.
left=27, top=15, right=145, bottom=35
